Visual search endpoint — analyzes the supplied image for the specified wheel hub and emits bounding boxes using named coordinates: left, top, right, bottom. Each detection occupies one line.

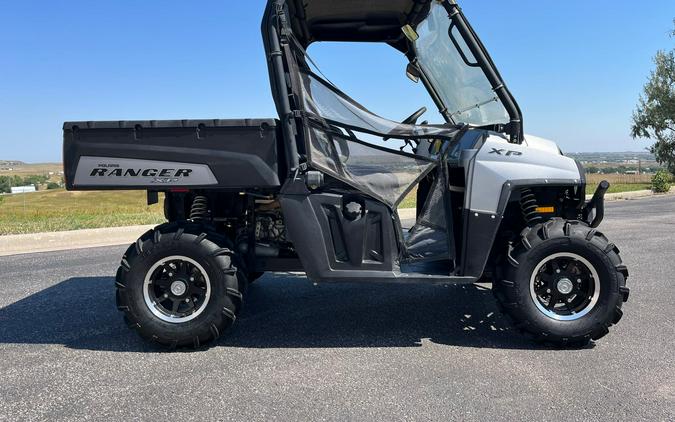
left=143, top=256, right=212, bottom=324
left=556, top=277, right=573, bottom=295
left=170, top=280, right=188, bottom=296
left=530, top=252, right=601, bottom=321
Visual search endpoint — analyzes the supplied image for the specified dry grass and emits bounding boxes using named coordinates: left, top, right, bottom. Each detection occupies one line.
left=0, top=189, right=165, bottom=235
left=586, top=173, right=652, bottom=185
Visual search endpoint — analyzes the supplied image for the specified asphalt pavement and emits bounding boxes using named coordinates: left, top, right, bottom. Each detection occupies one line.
left=0, top=196, right=674, bottom=421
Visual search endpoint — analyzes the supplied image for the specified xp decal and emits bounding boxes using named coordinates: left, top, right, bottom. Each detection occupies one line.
left=73, top=157, right=218, bottom=187
left=489, top=148, right=523, bottom=157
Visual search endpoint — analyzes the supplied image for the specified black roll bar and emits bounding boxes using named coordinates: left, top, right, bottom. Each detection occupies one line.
left=266, top=0, right=301, bottom=172
left=442, top=0, right=524, bottom=144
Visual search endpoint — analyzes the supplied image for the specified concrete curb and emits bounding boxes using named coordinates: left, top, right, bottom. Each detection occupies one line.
left=593, top=188, right=674, bottom=201
left=0, top=225, right=155, bottom=257
left=397, top=208, right=417, bottom=220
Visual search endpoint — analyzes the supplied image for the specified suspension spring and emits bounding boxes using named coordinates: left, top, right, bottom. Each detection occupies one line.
left=520, top=188, right=542, bottom=226
left=189, top=195, right=209, bottom=221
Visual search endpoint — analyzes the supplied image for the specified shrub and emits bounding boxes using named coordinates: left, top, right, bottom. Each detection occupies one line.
left=46, top=182, right=60, bottom=190
left=651, top=169, right=671, bottom=193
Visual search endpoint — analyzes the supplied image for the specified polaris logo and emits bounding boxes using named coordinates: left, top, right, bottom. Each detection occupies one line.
left=89, top=167, right=193, bottom=178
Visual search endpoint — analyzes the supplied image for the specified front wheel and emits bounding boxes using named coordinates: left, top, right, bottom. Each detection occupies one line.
left=493, top=219, right=630, bottom=347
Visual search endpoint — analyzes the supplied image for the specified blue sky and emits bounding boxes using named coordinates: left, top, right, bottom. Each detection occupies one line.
left=1, top=0, right=673, bottom=162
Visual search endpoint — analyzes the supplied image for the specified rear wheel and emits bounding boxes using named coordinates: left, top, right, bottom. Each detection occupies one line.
left=115, top=222, right=244, bottom=348
left=493, top=219, right=630, bottom=347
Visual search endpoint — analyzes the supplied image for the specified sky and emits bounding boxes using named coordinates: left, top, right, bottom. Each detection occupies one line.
left=1, top=0, right=673, bottom=162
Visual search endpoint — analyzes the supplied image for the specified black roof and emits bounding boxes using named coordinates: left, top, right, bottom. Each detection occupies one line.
left=282, top=0, right=432, bottom=46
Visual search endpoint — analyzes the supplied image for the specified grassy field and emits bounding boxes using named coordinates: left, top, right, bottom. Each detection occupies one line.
left=585, top=173, right=669, bottom=194
left=0, top=189, right=165, bottom=235
left=586, top=172, right=651, bottom=185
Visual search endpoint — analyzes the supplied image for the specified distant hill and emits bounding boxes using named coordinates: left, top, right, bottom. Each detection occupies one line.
left=0, top=162, right=62, bottom=177
left=0, top=160, right=26, bottom=167
left=566, top=151, right=656, bottom=164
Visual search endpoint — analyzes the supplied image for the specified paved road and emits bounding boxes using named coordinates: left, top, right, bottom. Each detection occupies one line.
left=1, top=196, right=674, bottom=421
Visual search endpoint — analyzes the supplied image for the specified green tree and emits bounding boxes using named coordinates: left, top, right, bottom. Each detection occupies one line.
left=0, top=176, right=22, bottom=193
left=631, top=21, right=675, bottom=174
left=22, top=174, right=48, bottom=186
left=651, top=169, right=672, bottom=192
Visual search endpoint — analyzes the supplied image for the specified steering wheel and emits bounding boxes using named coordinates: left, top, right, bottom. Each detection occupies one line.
left=401, top=106, right=427, bottom=125
left=335, top=136, right=350, bottom=163
left=383, top=106, right=428, bottom=143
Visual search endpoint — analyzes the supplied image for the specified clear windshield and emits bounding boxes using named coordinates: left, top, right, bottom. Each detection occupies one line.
left=414, top=2, right=509, bottom=126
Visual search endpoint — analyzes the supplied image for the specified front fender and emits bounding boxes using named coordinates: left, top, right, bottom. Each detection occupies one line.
left=460, top=135, right=584, bottom=278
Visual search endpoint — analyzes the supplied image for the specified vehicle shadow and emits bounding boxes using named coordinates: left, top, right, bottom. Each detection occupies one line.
left=0, top=275, right=575, bottom=352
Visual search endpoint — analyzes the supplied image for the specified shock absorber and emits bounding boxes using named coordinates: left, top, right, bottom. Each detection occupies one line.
left=520, top=188, right=542, bottom=226
left=189, top=195, right=209, bottom=221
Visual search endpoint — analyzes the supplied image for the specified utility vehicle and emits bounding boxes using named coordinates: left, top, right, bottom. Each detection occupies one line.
left=63, top=0, right=629, bottom=348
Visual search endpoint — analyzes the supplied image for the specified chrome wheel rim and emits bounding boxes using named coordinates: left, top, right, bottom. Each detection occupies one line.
left=529, top=252, right=600, bottom=321
left=143, top=255, right=211, bottom=323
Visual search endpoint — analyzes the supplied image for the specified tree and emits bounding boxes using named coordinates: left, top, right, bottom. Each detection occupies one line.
left=631, top=22, right=675, bottom=174
left=651, top=169, right=672, bottom=192
left=0, top=176, right=23, bottom=193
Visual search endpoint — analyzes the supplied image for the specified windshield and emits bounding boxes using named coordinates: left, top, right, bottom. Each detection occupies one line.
left=413, top=2, right=509, bottom=127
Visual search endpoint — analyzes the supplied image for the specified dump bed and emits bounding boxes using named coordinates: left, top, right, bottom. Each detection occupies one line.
left=63, top=119, right=281, bottom=190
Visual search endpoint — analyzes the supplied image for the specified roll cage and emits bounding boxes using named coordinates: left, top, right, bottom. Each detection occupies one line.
left=262, top=0, right=523, bottom=175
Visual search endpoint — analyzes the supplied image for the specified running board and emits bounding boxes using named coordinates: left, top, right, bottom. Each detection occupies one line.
left=308, top=271, right=477, bottom=285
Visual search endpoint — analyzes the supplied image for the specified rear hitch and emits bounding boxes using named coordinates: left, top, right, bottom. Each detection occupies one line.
left=583, top=181, right=610, bottom=228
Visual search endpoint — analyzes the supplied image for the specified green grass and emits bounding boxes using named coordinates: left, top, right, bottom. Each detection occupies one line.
left=593, top=183, right=650, bottom=195
left=399, top=192, right=417, bottom=209
left=0, top=189, right=165, bottom=235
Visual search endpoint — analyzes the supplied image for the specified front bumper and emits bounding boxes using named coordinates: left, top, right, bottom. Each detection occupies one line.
left=583, top=181, right=610, bottom=228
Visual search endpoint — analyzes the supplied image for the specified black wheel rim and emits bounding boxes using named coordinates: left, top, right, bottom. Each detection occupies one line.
left=530, top=252, right=600, bottom=321
left=143, top=256, right=211, bottom=323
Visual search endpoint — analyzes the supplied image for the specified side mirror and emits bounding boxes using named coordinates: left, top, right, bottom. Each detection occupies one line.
left=406, top=63, right=421, bottom=83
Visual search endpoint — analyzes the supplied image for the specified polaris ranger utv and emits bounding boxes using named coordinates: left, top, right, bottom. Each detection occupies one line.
left=63, top=0, right=629, bottom=348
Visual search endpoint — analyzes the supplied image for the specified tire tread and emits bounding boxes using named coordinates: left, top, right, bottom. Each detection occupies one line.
left=493, top=218, right=629, bottom=347
left=115, top=222, right=244, bottom=349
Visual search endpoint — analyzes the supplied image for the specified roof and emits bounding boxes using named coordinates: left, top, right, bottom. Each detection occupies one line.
left=284, top=0, right=432, bottom=45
